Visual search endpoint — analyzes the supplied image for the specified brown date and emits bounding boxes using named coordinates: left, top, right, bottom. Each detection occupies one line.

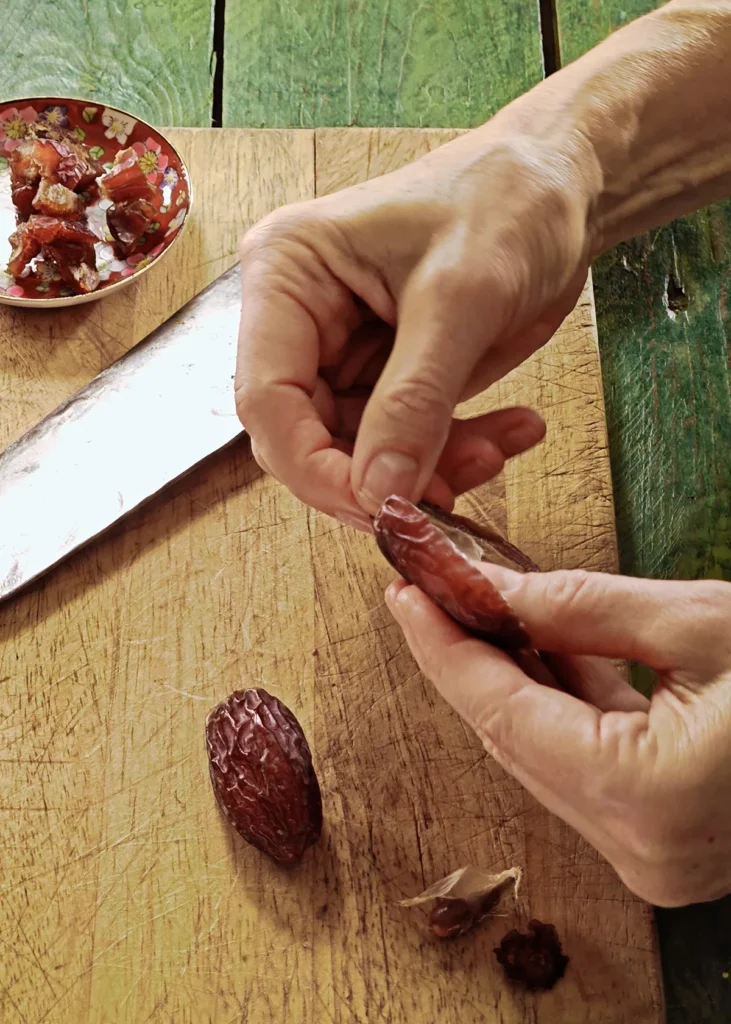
left=494, top=919, right=569, bottom=990
left=206, top=688, right=322, bottom=864
left=374, top=496, right=536, bottom=649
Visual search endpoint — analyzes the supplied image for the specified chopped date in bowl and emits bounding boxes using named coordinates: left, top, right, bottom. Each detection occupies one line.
left=0, top=100, right=190, bottom=300
left=4, top=131, right=158, bottom=294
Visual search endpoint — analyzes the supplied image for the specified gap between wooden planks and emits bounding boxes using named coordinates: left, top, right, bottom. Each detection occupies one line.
left=0, top=128, right=663, bottom=1024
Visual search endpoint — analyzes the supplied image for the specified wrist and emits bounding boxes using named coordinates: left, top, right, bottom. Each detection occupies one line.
left=494, top=0, right=731, bottom=256
left=573, top=2, right=731, bottom=254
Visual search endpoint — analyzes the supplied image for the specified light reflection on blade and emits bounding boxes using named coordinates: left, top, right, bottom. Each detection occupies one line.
left=0, top=265, right=244, bottom=601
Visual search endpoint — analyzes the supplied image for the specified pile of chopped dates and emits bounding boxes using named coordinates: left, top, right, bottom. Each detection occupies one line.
left=6, top=125, right=160, bottom=294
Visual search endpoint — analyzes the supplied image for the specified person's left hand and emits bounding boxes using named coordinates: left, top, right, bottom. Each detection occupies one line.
left=385, top=563, right=731, bottom=907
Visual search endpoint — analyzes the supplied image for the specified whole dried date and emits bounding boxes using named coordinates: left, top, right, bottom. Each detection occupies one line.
left=206, top=688, right=322, bottom=864
left=494, top=920, right=569, bottom=990
left=374, top=496, right=536, bottom=649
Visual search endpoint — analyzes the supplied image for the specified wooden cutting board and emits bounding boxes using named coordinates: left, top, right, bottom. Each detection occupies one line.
left=0, top=128, right=664, bottom=1024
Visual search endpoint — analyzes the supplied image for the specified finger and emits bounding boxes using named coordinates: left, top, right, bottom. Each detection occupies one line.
left=329, top=394, right=456, bottom=508
left=350, top=231, right=518, bottom=514
left=473, top=564, right=731, bottom=676
left=312, top=376, right=339, bottom=434
left=236, top=237, right=365, bottom=520
left=328, top=320, right=394, bottom=392
left=333, top=400, right=544, bottom=503
left=385, top=583, right=653, bottom=863
left=249, top=438, right=273, bottom=479
left=436, top=407, right=545, bottom=495
left=544, top=652, right=650, bottom=713
left=384, top=582, right=612, bottom=788
left=383, top=582, right=648, bottom=713
left=334, top=400, right=545, bottom=482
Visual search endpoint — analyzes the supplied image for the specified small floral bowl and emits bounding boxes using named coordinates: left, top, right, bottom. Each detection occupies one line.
left=0, top=97, right=192, bottom=308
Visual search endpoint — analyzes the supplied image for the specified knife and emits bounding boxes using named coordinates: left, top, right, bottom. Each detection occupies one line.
left=0, top=264, right=243, bottom=603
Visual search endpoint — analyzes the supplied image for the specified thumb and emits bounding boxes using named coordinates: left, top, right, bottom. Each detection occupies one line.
left=350, top=240, right=513, bottom=514
left=476, top=565, right=729, bottom=678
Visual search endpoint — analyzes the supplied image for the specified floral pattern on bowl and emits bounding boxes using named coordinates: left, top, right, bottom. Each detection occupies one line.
left=0, top=97, right=191, bottom=305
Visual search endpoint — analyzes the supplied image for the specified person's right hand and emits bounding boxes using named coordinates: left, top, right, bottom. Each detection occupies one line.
left=235, top=111, right=598, bottom=528
left=236, top=2, right=731, bottom=527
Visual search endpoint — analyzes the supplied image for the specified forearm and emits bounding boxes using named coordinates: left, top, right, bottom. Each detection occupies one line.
left=499, top=0, right=731, bottom=253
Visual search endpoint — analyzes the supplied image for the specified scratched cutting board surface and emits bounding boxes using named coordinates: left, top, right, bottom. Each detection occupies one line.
left=0, top=129, right=664, bottom=1024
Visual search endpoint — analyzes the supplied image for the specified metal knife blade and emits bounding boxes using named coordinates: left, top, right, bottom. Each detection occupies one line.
left=0, top=264, right=243, bottom=602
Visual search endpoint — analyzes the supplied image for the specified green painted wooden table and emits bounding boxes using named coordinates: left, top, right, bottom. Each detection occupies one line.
left=1, top=0, right=729, bottom=1020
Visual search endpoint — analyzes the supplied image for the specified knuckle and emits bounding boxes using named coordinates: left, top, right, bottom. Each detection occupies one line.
left=234, top=380, right=266, bottom=430
left=422, top=259, right=477, bottom=304
left=238, top=204, right=310, bottom=263
left=539, top=569, right=595, bottom=616
left=380, top=375, right=453, bottom=431
left=421, top=242, right=522, bottom=320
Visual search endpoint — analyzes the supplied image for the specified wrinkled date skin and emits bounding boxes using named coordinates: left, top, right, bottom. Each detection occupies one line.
left=374, top=496, right=536, bottom=649
left=494, top=920, right=569, bottom=990
left=206, top=688, right=322, bottom=864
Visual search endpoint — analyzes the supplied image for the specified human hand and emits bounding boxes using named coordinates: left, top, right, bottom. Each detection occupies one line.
left=385, top=566, right=731, bottom=907
left=235, top=2, right=731, bottom=528
left=235, top=117, right=595, bottom=529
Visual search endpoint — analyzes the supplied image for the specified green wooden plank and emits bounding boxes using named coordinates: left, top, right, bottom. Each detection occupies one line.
left=558, top=4, right=731, bottom=1023
left=559, top=0, right=731, bottom=590
left=597, top=209, right=731, bottom=585
left=222, top=0, right=544, bottom=128
left=0, top=0, right=215, bottom=127
left=655, top=897, right=731, bottom=1024
left=558, top=0, right=656, bottom=66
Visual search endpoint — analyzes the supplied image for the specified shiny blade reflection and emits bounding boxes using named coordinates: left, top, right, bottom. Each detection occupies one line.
left=0, top=265, right=243, bottom=601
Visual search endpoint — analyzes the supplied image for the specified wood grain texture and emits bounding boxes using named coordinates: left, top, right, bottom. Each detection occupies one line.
left=556, top=4, right=731, bottom=1021
left=594, top=210, right=731, bottom=586
left=222, top=0, right=544, bottom=128
left=0, top=128, right=662, bottom=1023
left=0, top=0, right=215, bottom=126
left=0, top=127, right=314, bottom=1024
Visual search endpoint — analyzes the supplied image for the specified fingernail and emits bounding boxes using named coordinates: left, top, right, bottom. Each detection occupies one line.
left=360, top=451, right=419, bottom=510
left=501, top=416, right=545, bottom=456
left=385, top=579, right=408, bottom=611
left=335, top=510, right=373, bottom=532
